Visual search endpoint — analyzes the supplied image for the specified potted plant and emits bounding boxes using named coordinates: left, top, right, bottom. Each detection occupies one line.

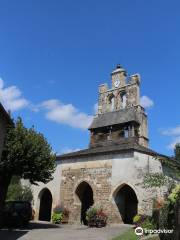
left=52, top=205, right=63, bottom=224
left=86, top=205, right=107, bottom=228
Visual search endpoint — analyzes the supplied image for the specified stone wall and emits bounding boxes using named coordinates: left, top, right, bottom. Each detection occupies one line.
left=60, top=159, right=121, bottom=224
left=32, top=150, right=167, bottom=224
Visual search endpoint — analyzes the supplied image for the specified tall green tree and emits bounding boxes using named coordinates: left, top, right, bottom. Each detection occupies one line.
left=0, top=117, right=55, bottom=226
left=175, top=143, right=180, bottom=163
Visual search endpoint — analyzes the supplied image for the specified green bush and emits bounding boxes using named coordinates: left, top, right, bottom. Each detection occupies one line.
left=52, top=212, right=63, bottom=224
left=6, top=176, right=33, bottom=202
left=141, top=218, right=156, bottom=230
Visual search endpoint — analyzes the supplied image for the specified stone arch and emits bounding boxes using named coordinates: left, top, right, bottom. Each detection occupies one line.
left=75, top=181, right=94, bottom=225
left=107, top=93, right=115, bottom=111
left=119, top=91, right=127, bottom=109
left=112, top=183, right=138, bottom=224
left=38, top=188, right=52, bottom=221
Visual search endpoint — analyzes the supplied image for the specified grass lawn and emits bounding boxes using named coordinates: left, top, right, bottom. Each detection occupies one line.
left=112, top=229, right=160, bottom=240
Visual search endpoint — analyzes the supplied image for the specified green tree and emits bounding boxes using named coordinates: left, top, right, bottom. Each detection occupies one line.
left=0, top=117, right=55, bottom=226
left=6, top=176, right=33, bottom=202
left=175, top=143, right=180, bottom=163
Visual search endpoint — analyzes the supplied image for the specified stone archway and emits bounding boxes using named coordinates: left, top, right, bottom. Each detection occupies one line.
left=39, top=188, right=52, bottom=221
left=75, top=181, right=94, bottom=225
left=114, top=184, right=138, bottom=224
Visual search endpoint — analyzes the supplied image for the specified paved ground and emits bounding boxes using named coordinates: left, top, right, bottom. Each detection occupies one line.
left=0, top=221, right=132, bottom=240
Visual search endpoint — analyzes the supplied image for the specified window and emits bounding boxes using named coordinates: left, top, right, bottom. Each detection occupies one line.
left=108, top=94, right=115, bottom=111
left=120, top=92, right=127, bottom=109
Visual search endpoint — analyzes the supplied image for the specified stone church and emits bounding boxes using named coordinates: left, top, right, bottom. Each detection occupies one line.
left=32, top=65, right=167, bottom=224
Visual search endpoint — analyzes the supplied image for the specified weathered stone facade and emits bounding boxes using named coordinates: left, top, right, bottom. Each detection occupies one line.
left=32, top=65, right=169, bottom=225
left=89, top=65, right=148, bottom=148
left=60, top=161, right=112, bottom=224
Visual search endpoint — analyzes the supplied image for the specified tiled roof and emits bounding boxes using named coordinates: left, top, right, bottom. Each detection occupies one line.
left=89, top=108, right=142, bottom=129
left=57, top=141, right=167, bottom=160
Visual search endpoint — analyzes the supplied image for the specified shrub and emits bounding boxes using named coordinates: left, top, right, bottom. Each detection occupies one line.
left=133, top=214, right=148, bottom=225
left=133, top=214, right=156, bottom=235
left=141, top=218, right=156, bottom=230
left=52, top=212, right=63, bottom=224
left=133, top=214, right=141, bottom=224
left=86, top=205, right=107, bottom=227
left=52, top=204, right=69, bottom=224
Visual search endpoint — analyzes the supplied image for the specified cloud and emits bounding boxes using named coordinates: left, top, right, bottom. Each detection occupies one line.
left=140, top=95, right=154, bottom=109
left=0, top=78, right=29, bottom=112
left=160, top=125, right=180, bottom=150
left=41, top=99, right=93, bottom=130
left=167, top=137, right=180, bottom=150
left=161, top=125, right=180, bottom=136
left=60, top=147, right=81, bottom=154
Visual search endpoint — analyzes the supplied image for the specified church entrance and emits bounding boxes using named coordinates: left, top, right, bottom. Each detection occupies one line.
left=75, top=182, right=94, bottom=225
left=114, top=184, right=138, bottom=224
left=39, top=188, right=52, bottom=221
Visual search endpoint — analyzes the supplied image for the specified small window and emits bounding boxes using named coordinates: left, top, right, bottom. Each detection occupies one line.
left=124, top=129, right=129, bottom=138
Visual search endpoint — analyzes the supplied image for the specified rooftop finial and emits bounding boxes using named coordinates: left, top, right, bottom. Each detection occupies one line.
left=116, top=64, right=122, bottom=69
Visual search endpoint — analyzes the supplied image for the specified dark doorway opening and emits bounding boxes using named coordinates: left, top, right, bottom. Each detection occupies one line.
left=39, top=188, right=52, bottom=221
left=114, top=184, right=138, bottom=224
left=76, top=182, right=94, bottom=225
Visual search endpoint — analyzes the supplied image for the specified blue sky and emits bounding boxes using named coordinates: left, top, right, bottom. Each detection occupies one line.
left=0, top=0, right=179, bottom=156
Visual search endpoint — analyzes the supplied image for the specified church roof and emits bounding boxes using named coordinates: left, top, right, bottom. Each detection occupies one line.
left=57, top=141, right=167, bottom=160
left=89, top=107, right=142, bottom=129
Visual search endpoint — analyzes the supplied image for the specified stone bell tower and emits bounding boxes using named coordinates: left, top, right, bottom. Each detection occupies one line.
left=89, top=65, right=149, bottom=148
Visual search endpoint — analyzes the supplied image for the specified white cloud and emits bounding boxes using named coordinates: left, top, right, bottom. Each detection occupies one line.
left=167, top=136, right=180, bottom=150
left=161, top=125, right=180, bottom=136
left=60, top=147, right=81, bottom=154
left=0, top=78, right=29, bottom=112
left=160, top=125, right=180, bottom=150
left=140, top=95, right=154, bottom=109
left=41, top=99, right=93, bottom=130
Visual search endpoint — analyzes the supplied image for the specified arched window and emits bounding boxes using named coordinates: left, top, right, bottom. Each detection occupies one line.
left=121, top=92, right=127, bottom=109
left=108, top=94, right=115, bottom=111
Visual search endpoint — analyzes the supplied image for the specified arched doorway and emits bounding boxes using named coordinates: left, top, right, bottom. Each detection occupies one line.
left=39, top=188, right=52, bottom=221
left=114, top=184, right=138, bottom=224
left=75, top=182, right=94, bottom=225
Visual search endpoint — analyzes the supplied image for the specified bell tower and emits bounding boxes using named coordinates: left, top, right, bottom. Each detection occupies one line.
left=111, top=64, right=127, bottom=88
left=89, top=65, right=149, bottom=148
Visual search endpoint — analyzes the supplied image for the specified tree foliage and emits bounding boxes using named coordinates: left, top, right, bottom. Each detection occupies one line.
left=0, top=117, right=56, bottom=226
left=1, top=117, right=56, bottom=184
left=175, top=143, right=180, bottom=163
left=143, top=144, right=180, bottom=189
left=143, top=173, right=171, bottom=188
left=6, top=176, right=33, bottom=202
